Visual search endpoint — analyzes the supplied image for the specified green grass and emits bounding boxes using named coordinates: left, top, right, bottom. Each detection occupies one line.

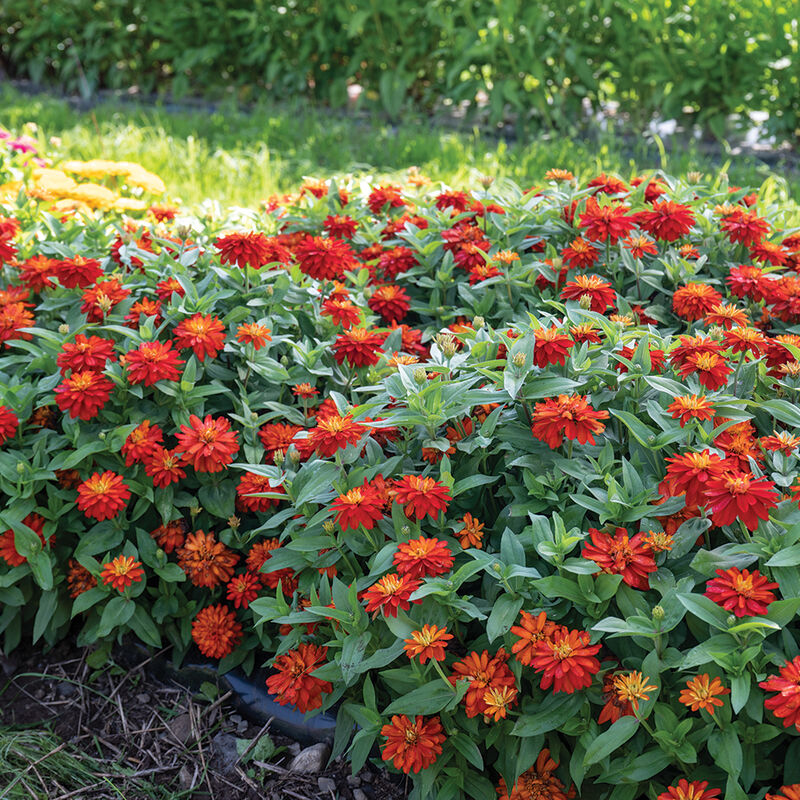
left=2, top=87, right=797, bottom=208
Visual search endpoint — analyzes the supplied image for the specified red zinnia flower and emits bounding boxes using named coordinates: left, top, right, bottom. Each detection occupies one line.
left=704, top=567, right=778, bottom=617
left=394, top=537, right=454, bottom=579
left=215, top=231, right=272, bottom=269
left=761, top=656, right=800, bottom=732
left=173, top=313, right=226, bottom=361
left=560, top=274, right=616, bottom=312
left=530, top=627, right=602, bottom=693
left=363, top=573, right=421, bottom=617
left=236, top=322, right=272, bottom=349
left=510, top=611, right=562, bottom=666
left=578, top=197, right=637, bottom=244
left=721, top=208, right=769, bottom=246
left=77, top=471, right=131, bottom=521
left=0, top=302, right=35, bottom=346
left=323, top=214, right=358, bottom=239
left=226, top=572, right=262, bottom=609
left=673, top=283, right=724, bottom=321
left=623, top=234, right=659, bottom=258
left=192, top=604, right=243, bottom=658
left=333, top=327, right=385, bottom=367
left=368, top=184, right=406, bottom=214
left=125, top=340, right=184, bottom=386
left=124, top=297, right=163, bottom=328
left=704, top=471, right=779, bottom=530
left=679, top=351, right=733, bottom=391
left=723, top=326, right=767, bottom=356
left=534, top=327, right=574, bottom=368
left=668, top=395, right=715, bottom=427
left=381, top=715, right=445, bottom=775
left=155, top=277, right=186, bottom=301
left=638, top=199, right=695, bottom=241
left=145, top=447, right=186, bottom=488
left=393, top=475, right=452, bottom=520
left=17, top=255, right=58, bottom=292
left=582, top=527, right=657, bottom=590
left=662, top=449, right=728, bottom=506
left=562, top=237, right=600, bottom=270
left=331, top=482, right=384, bottom=530
left=121, top=420, right=164, bottom=465
left=259, top=422, right=304, bottom=460
left=56, top=256, right=103, bottom=289
left=266, top=643, right=333, bottom=712
left=368, top=285, right=411, bottom=323
left=236, top=472, right=284, bottom=511
left=80, top=278, right=131, bottom=322
left=0, top=405, right=20, bottom=445
left=100, top=555, right=143, bottom=592
left=705, top=303, right=749, bottom=330
left=321, top=297, right=362, bottom=328
left=175, top=414, right=240, bottom=473
left=58, top=334, right=118, bottom=374
left=658, top=780, right=721, bottom=800
left=762, top=432, right=800, bottom=455
left=530, top=394, right=609, bottom=449
left=295, top=235, right=358, bottom=281
left=378, top=246, right=419, bottom=279
left=306, top=414, right=367, bottom=457
left=587, top=173, right=628, bottom=195
left=727, top=264, right=771, bottom=302
left=496, top=748, right=573, bottom=800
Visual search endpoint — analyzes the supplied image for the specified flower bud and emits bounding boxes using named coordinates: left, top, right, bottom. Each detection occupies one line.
left=512, top=352, right=526, bottom=368
left=176, top=223, right=192, bottom=240
left=727, top=614, right=737, bottom=627
left=401, top=525, right=410, bottom=536
left=492, top=562, right=502, bottom=573
left=273, top=449, right=285, bottom=466
left=708, top=325, right=725, bottom=341
left=479, top=175, right=494, bottom=188
left=16, top=462, right=25, bottom=474
left=227, top=515, right=240, bottom=530
left=250, top=411, right=258, bottom=421
left=288, top=448, right=301, bottom=466
left=550, top=256, right=563, bottom=270
left=189, top=505, right=202, bottom=518
left=98, top=432, right=106, bottom=440
left=443, top=342, right=457, bottom=358
left=579, top=294, right=593, bottom=309
left=323, top=520, right=335, bottom=534
left=266, top=285, right=274, bottom=296
left=687, top=171, right=703, bottom=184
left=652, top=605, right=665, bottom=620
left=58, top=323, right=70, bottom=335
left=413, top=367, right=427, bottom=384
left=280, top=355, right=289, bottom=366
left=473, top=316, right=485, bottom=330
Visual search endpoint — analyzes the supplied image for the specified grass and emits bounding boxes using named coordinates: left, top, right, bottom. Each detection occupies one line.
left=2, top=86, right=798, bottom=208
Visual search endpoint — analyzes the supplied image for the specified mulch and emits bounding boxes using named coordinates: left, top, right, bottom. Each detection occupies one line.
left=0, top=638, right=406, bottom=800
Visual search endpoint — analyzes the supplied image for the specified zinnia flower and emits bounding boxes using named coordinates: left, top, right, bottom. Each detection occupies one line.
left=259, top=422, right=304, bottom=459
left=562, top=237, right=599, bottom=270
left=306, top=414, right=367, bottom=457
left=125, top=340, right=184, bottom=386
left=579, top=197, right=637, bottom=244
left=121, top=420, right=164, bottom=466
left=100, top=555, right=144, bottom=592
left=67, top=559, right=97, bottom=598
left=455, top=512, right=484, bottom=549
left=679, top=674, right=730, bottom=713
left=662, top=450, right=728, bottom=506
left=393, top=475, right=452, bottom=520
left=704, top=471, right=779, bottom=530
left=613, top=670, right=657, bottom=710
left=56, top=256, right=103, bottom=289
left=658, top=780, right=721, bottom=800
left=54, top=370, right=114, bottom=420
left=363, top=573, right=421, bottom=617
left=331, top=483, right=384, bottom=530
left=76, top=472, right=130, bottom=521
left=582, top=528, right=657, bottom=590
left=720, top=208, right=769, bottom=246
left=704, top=566, right=778, bottom=617
left=530, top=628, right=601, bottom=693
left=177, top=530, right=239, bottom=588
left=295, top=235, right=357, bottom=281
left=150, top=519, right=187, bottom=554
left=668, top=395, right=715, bottom=427
left=533, top=327, right=574, bottom=368
left=236, top=471, right=284, bottom=511
left=57, top=334, right=116, bottom=374
left=215, top=231, right=273, bottom=269
left=226, top=572, right=262, bottom=609
left=598, top=671, right=635, bottom=724
left=175, top=414, right=240, bottom=473
left=449, top=649, right=517, bottom=718
left=404, top=625, right=453, bottom=663
left=531, top=394, right=608, bottom=449
left=678, top=351, right=733, bottom=391
left=236, top=322, right=271, bottom=349
left=192, top=604, right=243, bottom=658
left=381, top=715, right=445, bottom=775
left=638, top=200, right=695, bottom=241
left=672, top=283, right=724, bottom=321
left=368, top=285, right=411, bottom=323
left=0, top=514, right=50, bottom=567
left=761, top=656, right=800, bottom=732
left=145, top=447, right=186, bottom=488
left=560, top=274, right=616, bottom=312
left=496, top=748, right=573, bottom=800
left=766, top=786, right=800, bottom=800
left=266, top=643, right=333, bottom=712
left=510, top=611, right=561, bottom=666
left=0, top=405, right=18, bottom=444
left=393, top=537, right=454, bottom=579
left=332, top=327, right=385, bottom=367
left=173, top=313, right=226, bottom=361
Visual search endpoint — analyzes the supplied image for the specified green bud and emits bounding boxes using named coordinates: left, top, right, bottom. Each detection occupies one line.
left=16, top=462, right=25, bottom=474
left=652, top=605, right=665, bottom=620
left=413, top=367, right=427, bottom=384
left=579, top=294, right=593, bottom=310
left=323, top=520, right=335, bottom=534
left=512, top=352, right=526, bottom=368
left=473, top=316, right=485, bottom=330
left=58, top=323, right=70, bottom=335
left=401, top=525, right=410, bottom=536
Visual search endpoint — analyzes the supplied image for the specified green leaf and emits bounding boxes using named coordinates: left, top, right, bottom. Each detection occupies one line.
left=128, top=606, right=162, bottom=647
left=33, top=590, right=59, bottom=644
left=584, top=717, right=639, bottom=766
left=677, top=593, right=729, bottom=630
left=340, top=631, right=371, bottom=686
left=533, top=575, right=584, bottom=605
left=511, top=693, right=585, bottom=737
left=290, top=461, right=340, bottom=506
left=767, top=545, right=800, bottom=567
left=383, top=681, right=455, bottom=716
left=97, top=596, right=135, bottom=637
left=486, top=594, right=523, bottom=642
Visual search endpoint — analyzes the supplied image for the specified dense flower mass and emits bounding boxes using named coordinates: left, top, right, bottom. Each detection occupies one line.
left=6, top=152, right=800, bottom=798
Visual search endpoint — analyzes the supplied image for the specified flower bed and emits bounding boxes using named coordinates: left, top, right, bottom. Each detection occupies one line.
left=3, top=134, right=800, bottom=799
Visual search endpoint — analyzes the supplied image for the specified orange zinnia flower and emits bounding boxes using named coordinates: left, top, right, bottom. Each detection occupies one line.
left=496, top=748, right=573, bottom=800
left=145, top=446, right=186, bottom=488
left=761, top=656, right=800, bottom=732
left=266, top=643, right=333, bottom=712
left=562, top=237, right=599, bottom=270
left=449, top=649, right=517, bottom=718
left=679, top=674, right=730, bottom=713
left=640, top=530, right=674, bottom=553
left=76, top=471, right=130, bottom=521
left=236, top=322, right=272, bottom=349
left=658, top=780, right=721, bottom=800
left=598, top=671, right=634, bottom=724
left=150, top=519, right=187, bottom=554
left=582, top=527, right=657, bottom=590
left=531, top=628, right=602, bottom=694
left=177, top=530, right=239, bottom=588
left=393, top=475, right=452, bottom=520
left=100, top=555, right=144, bottom=592
left=613, top=670, right=656, bottom=710
left=455, top=512, right=484, bottom=549
left=403, top=624, right=453, bottom=663
left=380, top=715, right=445, bottom=775
left=236, top=472, right=284, bottom=512
left=766, top=785, right=800, bottom=800
left=333, top=327, right=385, bottom=368
left=226, top=572, right=262, bottom=609
left=173, top=313, right=226, bottom=361
left=394, top=537, right=454, bottom=579
left=704, top=566, right=778, bottom=617
left=192, top=604, right=243, bottom=659
left=175, top=414, right=240, bottom=473
left=560, top=274, right=616, bottom=312
left=482, top=685, right=518, bottom=721
left=662, top=449, right=728, bottom=506
left=306, top=414, right=367, bottom=457
left=510, top=611, right=562, bottom=666
left=638, top=199, right=695, bottom=241
left=705, top=303, right=749, bottom=329
left=672, top=283, right=724, bottom=322
left=667, top=395, right=715, bottom=427
left=295, top=235, right=358, bottom=281
left=579, top=197, right=637, bottom=244
left=530, top=394, right=609, bottom=449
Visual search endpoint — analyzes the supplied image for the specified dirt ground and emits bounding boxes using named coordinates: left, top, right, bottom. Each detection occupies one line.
left=0, top=638, right=406, bottom=800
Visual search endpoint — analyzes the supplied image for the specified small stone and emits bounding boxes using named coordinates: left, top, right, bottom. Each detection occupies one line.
left=135, top=693, right=150, bottom=704
left=178, top=765, right=194, bottom=790
left=317, top=777, right=337, bottom=794
left=287, top=742, right=302, bottom=756
left=360, top=772, right=374, bottom=783
left=56, top=682, right=77, bottom=698
left=211, top=732, right=239, bottom=773
left=166, top=712, right=194, bottom=744
left=353, top=790, right=369, bottom=800
left=288, top=742, right=330, bottom=774
left=346, top=775, right=361, bottom=788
